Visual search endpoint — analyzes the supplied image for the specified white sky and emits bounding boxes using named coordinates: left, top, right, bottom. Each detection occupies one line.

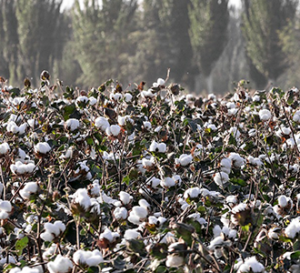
left=61, top=0, right=242, bottom=11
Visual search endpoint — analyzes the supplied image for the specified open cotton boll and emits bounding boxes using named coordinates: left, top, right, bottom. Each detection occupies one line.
left=95, top=117, right=109, bottom=131
left=139, top=199, right=150, bottom=210
left=278, top=195, right=289, bottom=207
left=285, top=217, right=300, bottom=239
left=106, top=124, right=121, bottom=136
left=156, top=78, right=165, bottom=86
left=128, top=206, right=148, bottom=225
left=73, top=249, right=104, bottom=267
left=184, top=187, right=201, bottom=199
left=76, top=95, right=89, bottom=104
left=47, top=255, right=73, bottom=273
left=119, top=191, right=133, bottom=205
left=65, top=118, right=80, bottom=131
left=141, top=89, right=155, bottom=98
left=247, top=156, right=263, bottom=167
left=89, top=96, right=97, bottom=106
left=259, top=109, right=271, bottom=121
left=124, top=93, right=132, bottom=102
left=132, top=206, right=148, bottom=219
left=114, top=207, right=128, bottom=220
left=44, top=221, right=66, bottom=237
left=213, top=172, right=229, bottom=187
left=124, top=229, right=140, bottom=240
left=177, top=154, right=193, bottom=166
left=71, top=188, right=91, bottom=211
left=160, top=177, right=175, bottom=188
left=142, top=157, right=155, bottom=168
left=149, top=140, right=159, bottom=152
left=147, top=177, right=161, bottom=189
left=34, top=142, right=51, bottom=154
left=143, top=121, right=152, bottom=130
left=100, top=228, right=119, bottom=243
left=293, top=111, right=300, bottom=123
left=0, top=143, right=10, bottom=155
left=110, top=93, right=122, bottom=101
left=0, top=200, right=12, bottom=220
left=229, top=153, right=245, bottom=168
left=6, top=121, right=19, bottom=134
left=9, top=266, right=41, bottom=273
left=166, top=255, right=184, bottom=267
left=19, top=182, right=38, bottom=199
left=236, top=256, right=265, bottom=273
left=226, top=195, right=238, bottom=204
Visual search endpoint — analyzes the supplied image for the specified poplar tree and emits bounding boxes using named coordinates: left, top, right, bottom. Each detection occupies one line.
left=189, top=0, right=229, bottom=93
left=72, top=0, right=138, bottom=87
left=242, top=0, right=298, bottom=83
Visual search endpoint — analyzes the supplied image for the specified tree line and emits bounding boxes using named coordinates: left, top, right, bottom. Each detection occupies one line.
left=0, top=0, right=299, bottom=94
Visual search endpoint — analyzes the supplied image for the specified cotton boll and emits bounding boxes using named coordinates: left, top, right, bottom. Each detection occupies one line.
left=156, top=78, right=165, bottom=86
left=285, top=217, right=300, bottom=239
left=19, top=182, right=38, bottom=200
left=213, top=172, right=229, bottom=187
left=0, top=143, right=10, bottom=155
left=34, top=142, right=51, bottom=154
left=47, top=255, right=73, bottom=273
left=131, top=206, right=148, bottom=219
left=259, top=109, right=271, bottom=121
left=89, top=96, right=97, bottom=106
left=149, top=141, right=159, bottom=152
left=107, top=124, right=121, bottom=136
left=95, top=117, right=110, bottom=131
left=236, top=256, right=265, bottom=273
left=139, top=199, right=150, bottom=210
left=40, top=232, right=55, bottom=242
left=71, top=188, right=91, bottom=211
left=157, top=143, right=166, bottom=153
left=229, top=153, right=245, bottom=168
left=141, top=89, right=155, bottom=98
left=177, top=154, right=193, bottom=166
left=110, top=93, right=122, bottom=101
left=160, top=177, right=175, bottom=188
left=143, top=121, right=152, bottom=130
left=293, top=111, right=300, bottom=123
left=0, top=200, right=12, bottom=213
left=124, top=93, right=132, bottom=102
left=65, top=118, right=80, bottom=131
left=147, top=177, right=161, bottom=189
left=6, top=121, right=19, bottom=134
left=124, top=229, right=140, bottom=240
left=184, top=187, right=201, bottom=199
left=119, top=191, right=133, bottom=205
left=166, top=255, right=184, bottom=267
left=114, top=207, right=128, bottom=220
left=278, top=195, right=288, bottom=207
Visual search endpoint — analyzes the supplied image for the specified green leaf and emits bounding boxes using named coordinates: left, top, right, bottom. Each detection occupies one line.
left=122, top=175, right=130, bottom=186
left=86, top=136, right=94, bottom=146
left=62, top=103, right=76, bottom=120
left=15, top=236, right=29, bottom=255
left=230, top=178, right=247, bottom=187
left=294, top=240, right=300, bottom=251
left=291, top=251, right=300, bottom=260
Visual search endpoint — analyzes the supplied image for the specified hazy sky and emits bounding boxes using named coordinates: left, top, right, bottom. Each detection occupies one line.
left=61, top=0, right=242, bottom=10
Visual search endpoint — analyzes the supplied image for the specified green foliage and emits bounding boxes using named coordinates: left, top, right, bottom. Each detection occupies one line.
left=188, top=0, right=229, bottom=77
left=242, top=0, right=298, bottom=81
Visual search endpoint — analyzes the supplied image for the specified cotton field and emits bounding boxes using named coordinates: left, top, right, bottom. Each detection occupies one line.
left=0, top=74, right=299, bottom=272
